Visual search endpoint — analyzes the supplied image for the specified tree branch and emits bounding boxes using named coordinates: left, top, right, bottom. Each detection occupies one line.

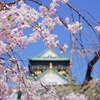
left=84, top=50, right=100, bottom=83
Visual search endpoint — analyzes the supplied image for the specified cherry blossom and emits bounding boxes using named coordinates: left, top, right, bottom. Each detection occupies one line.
left=59, top=44, right=68, bottom=53
left=39, top=6, right=48, bottom=16
left=0, top=0, right=69, bottom=98
left=67, top=21, right=82, bottom=34
left=1, top=0, right=98, bottom=99
left=0, top=0, right=69, bottom=56
left=95, top=26, right=100, bottom=32
left=54, top=17, right=62, bottom=25
left=61, top=0, right=69, bottom=4
left=66, top=92, right=88, bottom=100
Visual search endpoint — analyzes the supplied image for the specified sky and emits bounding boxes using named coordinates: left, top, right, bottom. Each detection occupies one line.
left=6, top=0, right=100, bottom=84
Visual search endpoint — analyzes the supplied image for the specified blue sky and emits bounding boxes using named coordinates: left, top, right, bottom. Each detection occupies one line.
left=6, top=0, right=100, bottom=84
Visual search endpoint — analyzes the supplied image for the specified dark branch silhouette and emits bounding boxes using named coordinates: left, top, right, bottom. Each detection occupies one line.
left=84, top=50, right=100, bottom=83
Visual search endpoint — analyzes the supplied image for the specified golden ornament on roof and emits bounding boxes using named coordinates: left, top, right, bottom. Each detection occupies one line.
left=49, top=62, right=53, bottom=69
left=35, top=67, right=42, bottom=75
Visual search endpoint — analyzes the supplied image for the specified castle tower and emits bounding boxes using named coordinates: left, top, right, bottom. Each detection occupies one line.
left=28, top=49, right=71, bottom=85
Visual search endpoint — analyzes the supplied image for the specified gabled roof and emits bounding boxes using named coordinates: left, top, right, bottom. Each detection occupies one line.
left=34, top=68, right=70, bottom=83
left=38, top=68, right=69, bottom=81
left=36, top=49, right=61, bottom=58
left=29, top=49, right=70, bottom=61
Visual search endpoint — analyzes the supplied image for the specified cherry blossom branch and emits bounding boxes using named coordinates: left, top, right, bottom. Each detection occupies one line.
left=66, top=3, right=100, bottom=42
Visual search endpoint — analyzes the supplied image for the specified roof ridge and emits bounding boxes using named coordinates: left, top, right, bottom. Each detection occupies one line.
left=35, top=49, right=62, bottom=58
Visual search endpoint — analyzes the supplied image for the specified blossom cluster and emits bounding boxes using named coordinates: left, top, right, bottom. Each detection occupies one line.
left=0, top=0, right=69, bottom=99
left=0, top=0, right=70, bottom=56
left=0, top=0, right=90, bottom=99
left=67, top=21, right=82, bottom=34
left=8, top=81, right=88, bottom=100
left=66, top=92, right=88, bottom=100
